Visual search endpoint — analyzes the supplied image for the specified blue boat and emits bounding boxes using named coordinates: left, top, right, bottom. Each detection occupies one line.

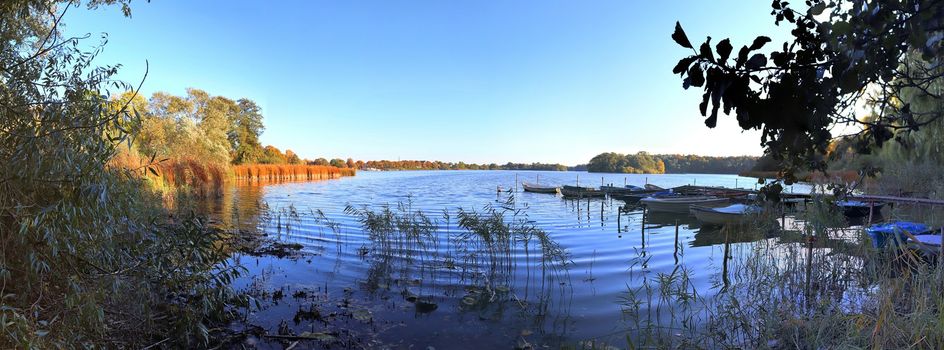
left=838, top=200, right=885, bottom=218
left=866, top=221, right=930, bottom=248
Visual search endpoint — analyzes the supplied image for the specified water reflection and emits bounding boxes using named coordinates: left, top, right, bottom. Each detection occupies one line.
left=203, top=171, right=838, bottom=348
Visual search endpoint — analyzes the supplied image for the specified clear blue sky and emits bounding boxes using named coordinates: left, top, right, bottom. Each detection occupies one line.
left=64, top=0, right=791, bottom=165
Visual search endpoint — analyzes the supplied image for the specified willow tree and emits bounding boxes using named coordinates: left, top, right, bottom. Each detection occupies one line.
left=1, top=1, right=241, bottom=347
left=673, top=0, right=944, bottom=184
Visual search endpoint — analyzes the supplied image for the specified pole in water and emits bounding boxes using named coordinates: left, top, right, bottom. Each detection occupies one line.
left=735, top=178, right=738, bottom=188
left=674, top=220, right=680, bottom=263
left=576, top=174, right=579, bottom=187
left=624, top=177, right=627, bottom=186
left=641, top=207, right=646, bottom=249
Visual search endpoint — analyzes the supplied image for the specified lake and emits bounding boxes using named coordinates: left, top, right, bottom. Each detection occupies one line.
left=210, top=170, right=816, bottom=349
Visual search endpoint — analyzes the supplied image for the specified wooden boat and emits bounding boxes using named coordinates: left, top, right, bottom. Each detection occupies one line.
left=612, top=190, right=675, bottom=205
left=521, top=182, right=560, bottom=194
left=866, top=221, right=930, bottom=249
left=837, top=200, right=885, bottom=218
left=640, top=196, right=729, bottom=214
left=560, top=185, right=605, bottom=198
left=644, top=184, right=664, bottom=191
left=690, top=203, right=762, bottom=226
left=600, top=184, right=646, bottom=194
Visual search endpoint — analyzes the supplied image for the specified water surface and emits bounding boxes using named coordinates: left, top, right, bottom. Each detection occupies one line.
left=212, top=171, right=814, bottom=348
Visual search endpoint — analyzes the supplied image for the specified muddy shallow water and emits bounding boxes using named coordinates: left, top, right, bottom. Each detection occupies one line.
left=207, top=171, right=818, bottom=349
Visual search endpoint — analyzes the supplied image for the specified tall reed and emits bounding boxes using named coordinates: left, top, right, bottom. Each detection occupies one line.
left=232, top=164, right=355, bottom=182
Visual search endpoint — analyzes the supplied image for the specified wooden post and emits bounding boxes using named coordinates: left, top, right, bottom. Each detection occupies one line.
left=624, top=177, right=627, bottom=186
left=617, top=209, right=621, bottom=234
left=645, top=177, right=648, bottom=185
left=515, top=173, right=518, bottom=193
left=576, top=174, right=579, bottom=188
left=867, top=201, right=875, bottom=226
left=735, top=178, right=738, bottom=189
left=641, top=207, right=647, bottom=249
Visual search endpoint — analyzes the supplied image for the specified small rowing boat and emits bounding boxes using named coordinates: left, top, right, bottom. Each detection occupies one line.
left=837, top=200, right=885, bottom=218
left=560, top=185, right=605, bottom=198
left=690, top=203, right=762, bottom=226
left=521, top=182, right=560, bottom=194
left=600, top=184, right=646, bottom=194
left=640, top=196, right=729, bottom=214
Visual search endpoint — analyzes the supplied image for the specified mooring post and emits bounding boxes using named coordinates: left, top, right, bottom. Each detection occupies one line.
left=576, top=174, right=579, bottom=188
left=641, top=207, right=647, bottom=249
left=624, top=177, right=627, bottom=186
left=867, top=201, right=875, bottom=226
left=617, top=208, right=621, bottom=234
left=515, top=173, right=518, bottom=193
left=735, top=178, right=738, bottom=188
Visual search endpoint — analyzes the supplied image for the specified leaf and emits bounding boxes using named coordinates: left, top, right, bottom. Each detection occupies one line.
left=699, top=37, right=715, bottom=62
left=688, top=65, right=705, bottom=87
left=746, top=54, right=767, bottom=69
left=749, top=36, right=772, bottom=50
left=716, top=38, right=733, bottom=62
left=673, top=56, right=697, bottom=75
left=699, top=91, right=710, bottom=116
left=736, top=46, right=750, bottom=67
left=810, top=2, right=826, bottom=16
left=672, top=21, right=693, bottom=49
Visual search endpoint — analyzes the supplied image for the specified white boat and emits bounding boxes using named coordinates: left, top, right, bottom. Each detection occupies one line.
left=909, top=234, right=942, bottom=256
left=521, top=182, right=560, bottom=194
left=690, top=203, right=762, bottom=226
left=640, top=196, right=729, bottom=214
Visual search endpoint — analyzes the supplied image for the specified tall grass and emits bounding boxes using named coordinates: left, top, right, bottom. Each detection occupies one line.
left=233, top=164, right=355, bottom=182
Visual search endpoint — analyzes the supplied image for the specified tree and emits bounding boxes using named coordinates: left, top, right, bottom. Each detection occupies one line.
left=329, top=158, right=346, bottom=168
left=672, top=0, right=944, bottom=182
left=284, top=149, right=301, bottom=164
left=231, top=98, right=265, bottom=164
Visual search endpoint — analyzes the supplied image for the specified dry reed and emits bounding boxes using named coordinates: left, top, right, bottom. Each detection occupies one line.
left=232, top=164, right=355, bottom=182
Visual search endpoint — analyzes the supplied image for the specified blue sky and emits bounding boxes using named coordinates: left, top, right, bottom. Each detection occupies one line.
left=65, top=1, right=791, bottom=165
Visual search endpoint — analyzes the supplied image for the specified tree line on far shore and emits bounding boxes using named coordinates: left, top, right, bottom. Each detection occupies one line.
left=586, top=152, right=757, bottom=174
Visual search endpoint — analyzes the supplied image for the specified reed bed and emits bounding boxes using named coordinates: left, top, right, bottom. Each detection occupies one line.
left=233, top=164, right=355, bottom=182
left=153, top=159, right=229, bottom=197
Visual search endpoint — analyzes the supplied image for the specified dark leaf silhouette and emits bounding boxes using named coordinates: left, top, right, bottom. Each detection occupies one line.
left=748, top=36, right=771, bottom=50
left=672, top=22, right=692, bottom=49
left=716, top=39, right=732, bottom=62
left=745, top=54, right=767, bottom=69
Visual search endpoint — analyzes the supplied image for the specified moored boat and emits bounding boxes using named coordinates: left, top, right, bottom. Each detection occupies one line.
left=866, top=221, right=930, bottom=249
left=690, top=203, right=762, bottom=226
left=641, top=196, right=729, bottom=214
left=560, top=185, right=605, bottom=198
left=600, top=184, right=646, bottom=194
left=612, top=190, right=676, bottom=205
left=521, top=182, right=560, bottom=194
left=908, top=234, right=942, bottom=257
left=837, top=200, right=885, bottom=218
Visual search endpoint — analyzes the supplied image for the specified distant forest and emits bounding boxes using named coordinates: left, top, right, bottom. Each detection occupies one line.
left=351, top=160, right=570, bottom=171
left=587, top=152, right=757, bottom=174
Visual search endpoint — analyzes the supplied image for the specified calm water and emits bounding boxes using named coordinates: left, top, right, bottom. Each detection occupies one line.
left=210, top=171, right=815, bottom=349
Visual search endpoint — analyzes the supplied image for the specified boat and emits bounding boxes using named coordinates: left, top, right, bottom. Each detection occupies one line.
left=600, top=184, right=646, bottom=194
left=521, top=182, right=560, bottom=194
left=837, top=200, right=885, bottom=218
left=908, top=234, right=942, bottom=257
left=866, top=221, right=930, bottom=249
left=612, top=190, right=677, bottom=205
left=644, top=184, right=664, bottom=191
left=640, top=196, right=729, bottom=214
left=560, top=185, right=606, bottom=198
left=690, top=203, right=763, bottom=226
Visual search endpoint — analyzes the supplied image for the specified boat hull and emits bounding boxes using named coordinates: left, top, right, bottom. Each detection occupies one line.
left=560, top=185, right=605, bottom=198
left=522, top=182, right=559, bottom=194
left=690, top=205, right=751, bottom=226
left=641, top=196, right=729, bottom=214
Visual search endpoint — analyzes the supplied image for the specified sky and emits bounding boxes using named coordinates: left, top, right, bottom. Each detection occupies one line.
left=64, top=0, right=794, bottom=165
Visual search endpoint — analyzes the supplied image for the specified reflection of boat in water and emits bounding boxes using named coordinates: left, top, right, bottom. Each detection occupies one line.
left=837, top=200, right=885, bottom=218
left=643, top=211, right=701, bottom=228
left=522, top=182, right=560, bottom=194
left=560, top=185, right=605, bottom=198
left=641, top=196, right=729, bottom=214
left=690, top=225, right=768, bottom=247
left=690, top=204, right=762, bottom=227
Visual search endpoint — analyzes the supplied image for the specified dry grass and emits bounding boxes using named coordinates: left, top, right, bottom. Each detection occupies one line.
left=233, top=164, right=355, bottom=182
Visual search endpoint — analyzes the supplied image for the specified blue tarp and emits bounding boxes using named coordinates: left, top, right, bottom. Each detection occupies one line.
left=866, top=221, right=931, bottom=248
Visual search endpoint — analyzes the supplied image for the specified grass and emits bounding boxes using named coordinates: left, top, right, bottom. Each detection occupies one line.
left=617, top=195, right=944, bottom=349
